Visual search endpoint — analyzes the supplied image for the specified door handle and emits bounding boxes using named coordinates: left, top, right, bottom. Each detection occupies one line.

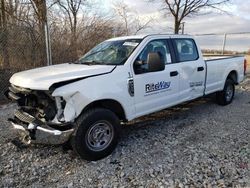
left=170, top=71, right=178, bottom=77
left=197, top=67, right=204, bottom=71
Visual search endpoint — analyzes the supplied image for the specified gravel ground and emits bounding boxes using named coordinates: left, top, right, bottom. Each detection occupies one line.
left=0, top=78, right=249, bottom=188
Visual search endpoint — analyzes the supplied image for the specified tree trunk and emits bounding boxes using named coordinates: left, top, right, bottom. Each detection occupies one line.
left=71, top=12, right=77, bottom=61
left=0, top=0, right=10, bottom=68
left=32, top=0, right=47, bottom=66
left=39, top=1, right=47, bottom=66
left=174, top=18, right=180, bottom=34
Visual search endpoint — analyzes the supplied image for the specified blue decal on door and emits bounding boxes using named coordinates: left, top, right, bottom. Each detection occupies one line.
left=145, top=81, right=171, bottom=93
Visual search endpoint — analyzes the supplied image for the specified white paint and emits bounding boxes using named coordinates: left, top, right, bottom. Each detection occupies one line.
left=10, top=64, right=115, bottom=90
left=9, top=34, right=245, bottom=122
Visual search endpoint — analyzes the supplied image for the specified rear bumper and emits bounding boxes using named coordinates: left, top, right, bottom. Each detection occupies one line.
left=9, top=110, right=74, bottom=145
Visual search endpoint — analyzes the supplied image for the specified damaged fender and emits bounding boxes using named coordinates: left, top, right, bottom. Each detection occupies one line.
left=52, top=91, right=88, bottom=122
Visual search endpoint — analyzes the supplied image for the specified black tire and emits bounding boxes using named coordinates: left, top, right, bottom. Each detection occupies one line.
left=71, top=108, right=120, bottom=161
left=216, top=79, right=235, bottom=106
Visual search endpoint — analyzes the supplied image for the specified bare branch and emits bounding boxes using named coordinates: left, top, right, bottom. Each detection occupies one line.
left=151, top=0, right=230, bottom=34
left=113, top=0, right=154, bottom=35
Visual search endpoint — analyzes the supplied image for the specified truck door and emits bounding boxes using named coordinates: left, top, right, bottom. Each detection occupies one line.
left=132, top=39, right=180, bottom=117
left=171, top=38, right=206, bottom=101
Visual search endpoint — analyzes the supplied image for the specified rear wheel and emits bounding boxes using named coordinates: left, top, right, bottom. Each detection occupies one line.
left=71, top=108, right=120, bottom=161
left=216, top=79, right=235, bottom=106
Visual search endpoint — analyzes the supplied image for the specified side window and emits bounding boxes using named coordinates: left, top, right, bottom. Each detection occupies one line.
left=174, top=39, right=199, bottom=62
left=134, top=40, right=171, bottom=74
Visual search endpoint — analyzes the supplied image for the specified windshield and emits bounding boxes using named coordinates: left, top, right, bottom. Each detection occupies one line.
left=77, top=39, right=142, bottom=65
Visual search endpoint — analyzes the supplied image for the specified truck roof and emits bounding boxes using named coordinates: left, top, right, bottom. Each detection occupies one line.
left=107, top=34, right=192, bottom=41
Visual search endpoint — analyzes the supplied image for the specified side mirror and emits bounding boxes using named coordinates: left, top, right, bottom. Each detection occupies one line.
left=147, top=52, right=165, bottom=72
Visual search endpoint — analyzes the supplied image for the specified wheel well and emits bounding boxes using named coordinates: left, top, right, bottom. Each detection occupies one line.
left=83, top=99, right=127, bottom=121
left=227, top=71, right=238, bottom=84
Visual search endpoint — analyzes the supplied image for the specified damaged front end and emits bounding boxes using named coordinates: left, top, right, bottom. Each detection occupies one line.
left=5, top=85, right=74, bottom=145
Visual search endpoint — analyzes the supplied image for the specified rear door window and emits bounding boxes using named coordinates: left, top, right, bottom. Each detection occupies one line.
left=173, top=39, right=199, bottom=62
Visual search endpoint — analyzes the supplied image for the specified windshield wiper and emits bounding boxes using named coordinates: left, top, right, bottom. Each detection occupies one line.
left=72, top=60, right=104, bottom=65
left=72, top=59, right=81, bottom=64
left=83, top=61, right=104, bottom=65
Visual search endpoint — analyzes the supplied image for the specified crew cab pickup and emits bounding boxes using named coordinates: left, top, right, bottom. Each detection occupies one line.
left=6, top=34, right=247, bottom=161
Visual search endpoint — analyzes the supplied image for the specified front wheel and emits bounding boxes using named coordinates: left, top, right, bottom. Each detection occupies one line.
left=216, top=79, right=235, bottom=106
left=71, top=108, right=121, bottom=161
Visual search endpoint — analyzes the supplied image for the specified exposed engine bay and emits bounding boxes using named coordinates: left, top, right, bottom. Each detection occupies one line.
left=6, top=84, right=74, bottom=145
left=8, top=85, right=57, bottom=121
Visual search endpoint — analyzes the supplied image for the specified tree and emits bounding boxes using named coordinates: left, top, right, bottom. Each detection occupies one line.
left=156, top=0, right=229, bottom=34
left=0, top=0, right=141, bottom=70
left=56, top=0, right=86, bottom=60
left=0, top=0, right=10, bottom=68
left=113, top=0, right=153, bottom=35
left=30, top=0, right=47, bottom=29
left=30, top=0, right=49, bottom=65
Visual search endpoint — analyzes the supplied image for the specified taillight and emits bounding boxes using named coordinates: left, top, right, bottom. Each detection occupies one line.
left=244, top=59, right=247, bottom=75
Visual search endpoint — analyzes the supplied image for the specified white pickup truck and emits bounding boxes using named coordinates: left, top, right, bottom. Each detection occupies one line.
left=6, top=34, right=247, bottom=161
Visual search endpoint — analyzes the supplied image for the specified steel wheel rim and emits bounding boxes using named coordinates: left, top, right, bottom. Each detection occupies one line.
left=85, top=120, right=114, bottom=151
left=225, top=84, right=233, bottom=101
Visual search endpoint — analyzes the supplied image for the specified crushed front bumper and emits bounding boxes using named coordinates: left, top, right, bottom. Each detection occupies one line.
left=9, top=109, right=74, bottom=145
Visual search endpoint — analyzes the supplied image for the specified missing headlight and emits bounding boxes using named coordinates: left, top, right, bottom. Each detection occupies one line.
left=55, top=96, right=66, bottom=122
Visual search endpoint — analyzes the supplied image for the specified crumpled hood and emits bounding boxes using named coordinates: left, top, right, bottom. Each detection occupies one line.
left=10, top=63, right=115, bottom=90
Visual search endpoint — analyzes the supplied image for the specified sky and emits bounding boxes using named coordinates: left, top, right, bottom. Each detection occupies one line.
left=102, top=0, right=250, bottom=52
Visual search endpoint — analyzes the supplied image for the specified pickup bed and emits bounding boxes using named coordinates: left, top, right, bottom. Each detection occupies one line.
left=6, top=34, right=247, bottom=160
